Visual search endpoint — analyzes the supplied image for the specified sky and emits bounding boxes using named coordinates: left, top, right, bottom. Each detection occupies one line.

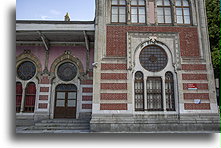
left=16, top=0, right=95, bottom=21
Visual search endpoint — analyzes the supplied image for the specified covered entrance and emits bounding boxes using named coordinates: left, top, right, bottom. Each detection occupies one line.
left=54, top=84, right=77, bottom=119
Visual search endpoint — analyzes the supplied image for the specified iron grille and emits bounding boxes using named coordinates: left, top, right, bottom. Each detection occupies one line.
left=134, top=71, right=144, bottom=111
left=139, top=45, right=168, bottom=72
left=146, top=77, right=163, bottom=111
left=165, top=72, right=175, bottom=111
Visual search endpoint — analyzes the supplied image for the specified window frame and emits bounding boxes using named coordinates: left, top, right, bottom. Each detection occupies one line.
left=156, top=0, right=173, bottom=25
left=130, top=0, right=146, bottom=24
left=134, top=71, right=145, bottom=111
left=111, top=0, right=127, bottom=24
left=175, top=0, right=192, bottom=25
left=24, top=82, right=36, bottom=113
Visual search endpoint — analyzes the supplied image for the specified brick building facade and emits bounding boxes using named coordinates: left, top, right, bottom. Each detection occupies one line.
left=16, top=0, right=220, bottom=132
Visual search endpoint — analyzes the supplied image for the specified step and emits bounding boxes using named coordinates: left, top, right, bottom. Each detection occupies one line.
left=29, top=126, right=90, bottom=130
left=35, top=123, right=90, bottom=127
left=41, top=119, right=90, bottom=124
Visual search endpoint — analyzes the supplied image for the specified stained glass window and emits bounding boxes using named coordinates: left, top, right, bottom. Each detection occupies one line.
left=139, top=45, right=168, bottom=72
left=57, top=62, right=78, bottom=81
left=17, top=61, right=36, bottom=80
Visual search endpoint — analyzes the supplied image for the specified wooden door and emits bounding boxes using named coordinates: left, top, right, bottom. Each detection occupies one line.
left=54, top=84, right=77, bottom=119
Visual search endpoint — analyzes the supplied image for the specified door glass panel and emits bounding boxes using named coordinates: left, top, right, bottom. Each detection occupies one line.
left=57, top=92, right=65, bottom=99
left=56, top=100, right=65, bottom=107
left=68, top=100, right=76, bottom=107
left=68, top=92, right=76, bottom=99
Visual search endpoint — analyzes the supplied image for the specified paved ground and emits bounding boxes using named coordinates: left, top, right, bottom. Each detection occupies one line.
left=16, top=126, right=91, bottom=133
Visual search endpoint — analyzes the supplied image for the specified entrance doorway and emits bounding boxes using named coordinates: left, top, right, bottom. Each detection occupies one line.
left=54, top=84, right=77, bottom=118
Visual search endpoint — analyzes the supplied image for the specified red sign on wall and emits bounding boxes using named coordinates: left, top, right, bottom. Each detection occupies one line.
left=187, top=83, right=198, bottom=90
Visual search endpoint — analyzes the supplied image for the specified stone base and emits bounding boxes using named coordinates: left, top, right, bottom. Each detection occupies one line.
left=78, top=112, right=92, bottom=120
left=90, top=114, right=220, bottom=133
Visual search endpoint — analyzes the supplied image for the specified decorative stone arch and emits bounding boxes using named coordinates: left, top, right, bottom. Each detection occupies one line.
left=49, top=51, right=85, bottom=119
left=50, top=52, right=84, bottom=76
left=16, top=50, right=40, bottom=114
left=133, top=39, right=175, bottom=70
left=16, top=50, right=42, bottom=73
left=130, top=39, right=179, bottom=114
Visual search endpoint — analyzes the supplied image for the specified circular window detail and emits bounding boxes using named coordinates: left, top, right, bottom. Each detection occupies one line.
left=57, top=62, right=78, bottom=81
left=17, top=61, right=36, bottom=80
left=139, top=45, right=168, bottom=72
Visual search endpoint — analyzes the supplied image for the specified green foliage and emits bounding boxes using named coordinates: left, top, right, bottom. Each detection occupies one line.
left=206, top=0, right=220, bottom=78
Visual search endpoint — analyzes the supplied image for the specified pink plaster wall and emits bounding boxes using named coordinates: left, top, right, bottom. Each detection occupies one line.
left=16, top=45, right=94, bottom=73
left=89, top=48, right=94, bottom=69
left=16, top=46, right=46, bottom=69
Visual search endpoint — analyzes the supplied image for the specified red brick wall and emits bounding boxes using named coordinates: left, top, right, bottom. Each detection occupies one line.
left=40, top=87, right=49, bottom=92
left=39, top=95, right=48, bottom=100
left=182, top=74, right=207, bottom=80
left=106, top=26, right=200, bottom=57
left=101, top=93, right=127, bottom=100
left=38, top=103, right=48, bottom=109
left=40, top=76, right=50, bottom=84
left=101, top=73, right=127, bottom=80
left=81, top=80, right=93, bottom=85
left=184, top=93, right=209, bottom=100
left=101, top=83, right=127, bottom=90
left=101, top=64, right=127, bottom=70
left=184, top=103, right=210, bottom=110
left=182, top=64, right=207, bottom=71
left=82, top=96, right=93, bottom=101
left=82, top=88, right=93, bottom=93
left=100, top=103, right=127, bottom=110
left=82, top=104, right=92, bottom=109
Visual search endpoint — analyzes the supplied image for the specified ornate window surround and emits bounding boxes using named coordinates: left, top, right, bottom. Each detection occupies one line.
left=16, top=51, right=41, bottom=114
left=49, top=52, right=84, bottom=119
left=127, top=33, right=180, bottom=114
left=133, top=41, right=178, bottom=113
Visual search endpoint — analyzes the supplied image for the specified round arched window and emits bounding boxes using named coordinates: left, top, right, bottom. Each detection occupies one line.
left=139, top=45, right=168, bottom=72
left=17, top=61, right=36, bottom=80
left=57, top=62, right=78, bottom=81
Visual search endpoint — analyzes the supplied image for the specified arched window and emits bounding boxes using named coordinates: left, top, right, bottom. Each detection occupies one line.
left=134, top=71, right=144, bottom=111
left=24, top=82, right=36, bottom=113
left=111, top=0, right=127, bottom=23
left=165, top=72, right=175, bottom=111
left=175, top=0, right=191, bottom=24
left=156, top=0, right=172, bottom=24
left=146, top=77, right=163, bottom=111
left=131, top=0, right=146, bottom=23
left=16, top=82, right=22, bottom=113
